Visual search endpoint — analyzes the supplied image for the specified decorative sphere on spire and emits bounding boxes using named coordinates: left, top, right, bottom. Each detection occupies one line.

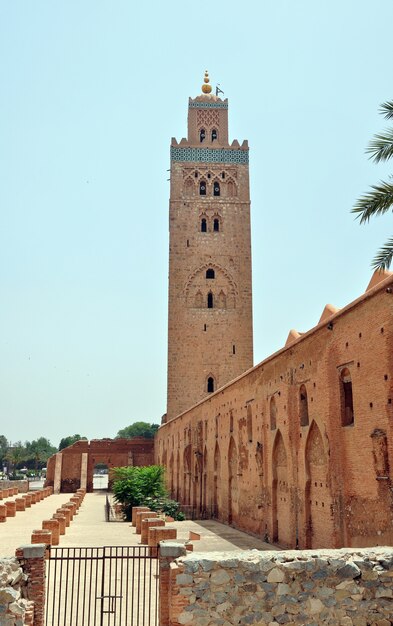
left=201, top=70, right=212, bottom=94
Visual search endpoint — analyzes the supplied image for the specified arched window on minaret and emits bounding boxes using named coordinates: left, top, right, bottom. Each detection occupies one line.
left=207, top=376, right=215, bottom=393
left=201, top=218, right=207, bottom=232
left=207, top=292, right=213, bottom=308
left=206, top=268, right=215, bottom=279
left=199, top=180, right=207, bottom=196
left=213, top=181, right=220, bottom=196
left=213, top=218, right=220, bottom=232
left=211, top=129, right=217, bottom=141
left=200, top=128, right=206, bottom=143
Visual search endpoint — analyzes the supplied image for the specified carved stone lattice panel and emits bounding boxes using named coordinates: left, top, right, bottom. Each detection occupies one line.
left=196, top=109, right=220, bottom=129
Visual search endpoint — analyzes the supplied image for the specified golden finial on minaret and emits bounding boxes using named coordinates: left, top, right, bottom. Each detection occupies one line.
left=201, top=70, right=212, bottom=94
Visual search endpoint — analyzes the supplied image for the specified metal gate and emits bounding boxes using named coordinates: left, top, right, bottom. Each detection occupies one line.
left=45, top=546, right=159, bottom=626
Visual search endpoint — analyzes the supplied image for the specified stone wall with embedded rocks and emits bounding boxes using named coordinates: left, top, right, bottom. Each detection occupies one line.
left=166, top=547, right=393, bottom=626
left=0, top=557, right=34, bottom=625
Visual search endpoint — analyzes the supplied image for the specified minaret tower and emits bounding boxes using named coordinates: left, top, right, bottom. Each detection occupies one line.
left=166, top=72, right=253, bottom=420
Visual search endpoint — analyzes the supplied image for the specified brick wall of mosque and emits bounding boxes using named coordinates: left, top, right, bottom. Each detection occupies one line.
left=156, top=273, right=393, bottom=549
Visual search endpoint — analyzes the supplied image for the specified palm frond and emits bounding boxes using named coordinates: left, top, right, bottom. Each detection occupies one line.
left=371, top=237, right=393, bottom=270
left=380, top=101, right=393, bottom=120
left=352, top=180, right=393, bottom=222
left=366, top=129, right=393, bottom=163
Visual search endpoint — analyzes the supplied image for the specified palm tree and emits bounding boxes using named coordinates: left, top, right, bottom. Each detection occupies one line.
left=352, top=101, right=393, bottom=270
left=5, top=444, right=25, bottom=475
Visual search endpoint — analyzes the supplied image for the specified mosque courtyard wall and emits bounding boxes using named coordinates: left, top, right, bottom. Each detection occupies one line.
left=156, top=272, right=393, bottom=549
left=45, top=437, right=154, bottom=493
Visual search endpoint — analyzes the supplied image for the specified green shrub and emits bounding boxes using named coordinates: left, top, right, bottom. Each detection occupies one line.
left=112, top=465, right=167, bottom=520
left=112, top=465, right=185, bottom=521
left=141, top=496, right=186, bottom=521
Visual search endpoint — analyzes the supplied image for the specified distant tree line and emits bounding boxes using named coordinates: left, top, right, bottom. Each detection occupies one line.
left=0, top=434, right=87, bottom=477
left=0, top=436, right=57, bottom=477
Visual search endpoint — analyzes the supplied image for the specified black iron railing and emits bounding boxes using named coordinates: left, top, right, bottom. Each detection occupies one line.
left=45, top=546, right=159, bottom=626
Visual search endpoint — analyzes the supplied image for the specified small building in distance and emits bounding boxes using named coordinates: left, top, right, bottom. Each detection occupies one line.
left=45, top=437, right=154, bottom=493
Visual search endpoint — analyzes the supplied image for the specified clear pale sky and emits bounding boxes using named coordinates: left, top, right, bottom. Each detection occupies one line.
left=1, top=1, right=392, bottom=446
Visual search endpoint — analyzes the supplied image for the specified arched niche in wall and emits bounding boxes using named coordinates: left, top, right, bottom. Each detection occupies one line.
left=304, top=420, right=332, bottom=549
left=272, top=430, right=288, bottom=545
left=228, top=436, right=238, bottom=525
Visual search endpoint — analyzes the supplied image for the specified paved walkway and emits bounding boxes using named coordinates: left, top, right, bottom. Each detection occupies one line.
left=0, top=491, right=277, bottom=556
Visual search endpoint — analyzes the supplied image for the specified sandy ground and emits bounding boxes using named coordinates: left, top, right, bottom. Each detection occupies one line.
left=0, top=490, right=276, bottom=555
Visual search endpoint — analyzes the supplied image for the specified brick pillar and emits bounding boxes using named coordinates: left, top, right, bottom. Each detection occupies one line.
left=31, top=529, right=52, bottom=549
left=80, top=452, right=88, bottom=491
left=15, top=497, right=26, bottom=511
left=159, top=541, right=187, bottom=626
left=52, top=513, right=66, bottom=535
left=5, top=500, right=16, bottom=517
left=141, top=517, right=165, bottom=544
left=53, top=452, right=63, bottom=494
left=132, top=506, right=150, bottom=527
left=149, top=527, right=177, bottom=556
left=58, top=507, right=71, bottom=526
left=15, top=544, right=46, bottom=626
left=24, top=494, right=32, bottom=508
left=70, top=495, right=81, bottom=509
left=136, top=510, right=153, bottom=534
left=63, top=503, right=75, bottom=520
left=42, top=519, right=60, bottom=545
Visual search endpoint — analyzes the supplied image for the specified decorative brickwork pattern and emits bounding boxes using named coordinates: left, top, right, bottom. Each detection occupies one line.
left=196, top=108, right=220, bottom=129
left=189, top=100, right=228, bottom=109
left=170, top=146, right=249, bottom=164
